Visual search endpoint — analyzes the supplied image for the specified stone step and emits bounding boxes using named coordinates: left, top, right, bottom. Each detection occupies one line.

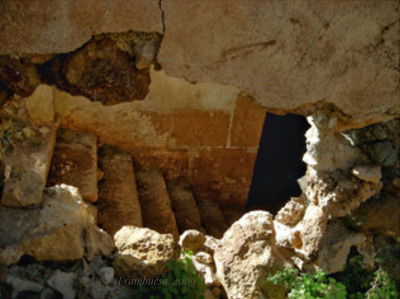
left=166, top=180, right=205, bottom=234
left=1, top=111, right=58, bottom=207
left=197, top=198, right=229, bottom=238
left=135, top=167, right=179, bottom=239
left=47, top=128, right=98, bottom=202
left=96, top=145, right=143, bottom=236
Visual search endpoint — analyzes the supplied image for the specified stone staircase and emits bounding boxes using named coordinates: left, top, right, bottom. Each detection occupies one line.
left=1, top=122, right=232, bottom=239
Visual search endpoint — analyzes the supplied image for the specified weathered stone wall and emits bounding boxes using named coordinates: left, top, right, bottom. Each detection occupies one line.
left=24, top=77, right=266, bottom=210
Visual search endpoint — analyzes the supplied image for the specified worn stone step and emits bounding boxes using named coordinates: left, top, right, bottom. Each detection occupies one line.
left=135, top=167, right=179, bottom=239
left=197, top=198, right=229, bottom=238
left=166, top=180, right=205, bottom=234
left=1, top=108, right=58, bottom=207
left=47, top=128, right=98, bottom=202
left=96, top=145, right=143, bottom=236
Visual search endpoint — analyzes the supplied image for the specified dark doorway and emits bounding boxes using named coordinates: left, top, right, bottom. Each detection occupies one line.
left=246, top=113, right=309, bottom=214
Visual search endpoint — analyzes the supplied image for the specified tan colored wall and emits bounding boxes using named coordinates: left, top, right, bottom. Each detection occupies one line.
left=24, top=69, right=266, bottom=210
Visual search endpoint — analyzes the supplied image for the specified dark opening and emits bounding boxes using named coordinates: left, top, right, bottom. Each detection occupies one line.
left=246, top=113, right=309, bottom=214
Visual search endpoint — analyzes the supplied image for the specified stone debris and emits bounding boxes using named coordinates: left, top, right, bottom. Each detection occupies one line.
left=351, top=165, right=382, bottom=184
left=275, top=196, right=307, bottom=226
left=214, top=211, right=292, bottom=299
left=0, top=184, right=114, bottom=265
left=136, top=167, right=179, bottom=239
left=47, top=270, right=77, bottom=299
left=113, top=225, right=180, bottom=279
left=97, top=145, right=143, bottom=236
left=1, top=115, right=58, bottom=207
left=48, top=128, right=98, bottom=202
left=179, top=229, right=206, bottom=252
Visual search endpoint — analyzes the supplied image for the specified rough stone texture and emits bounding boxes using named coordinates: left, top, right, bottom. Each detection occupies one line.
left=3, top=256, right=136, bottom=299
left=214, top=211, right=291, bottom=299
left=48, top=128, right=98, bottom=202
left=0, top=0, right=162, bottom=54
left=315, top=220, right=367, bottom=274
left=136, top=167, right=179, bottom=239
left=0, top=185, right=113, bottom=265
left=351, top=165, right=382, bottom=184
left=197, top=198, right=228, bottom=239
left=1, top=100, right=58, bottom=206
left=166, top=180, right=205, bottom=233
left=347, top=195, right=400, bottom=239
left=159, top=0, right=400, bottom=128
left=113, top=226, right=180, bottom=279
left=0, top=56, right=41, bottom=96
left=179, top=230, right=206, bottom=252
left=97, top=145, right=143, bottom=237
left=275, top=197, right=306, bottom=226
left=44, top=37, right=151, bottom=105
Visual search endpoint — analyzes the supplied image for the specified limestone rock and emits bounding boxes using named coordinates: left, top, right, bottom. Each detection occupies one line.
left=351, top=165, right=382, bottom=184
left=275, top=197, right=306, bottom=226
left=179, top=230, right=206, bottom=252
left=113, top=226, right=180, bottom=279
left=97, top=145, right=143, bottom=236
left=47, top=270, right=77, bottom=299
left=136, top=168, right=179, bottom=239
left=159, top=1, right=399, bottom=128
left=347, top=195, right=400, bottom=239
left=0, top=184, right=113, bottom=265
left=48, top=128, right=98, bottom=202
left=214, top=211, right=292, bottom=299
left=315, top=220, right=367, bottom=274
left=1, top=114, right=58, bottom=207
left=0, top=0, right=162, bottom=54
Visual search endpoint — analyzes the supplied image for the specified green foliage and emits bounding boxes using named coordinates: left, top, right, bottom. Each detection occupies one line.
left=134, top=249, right=206, bottom=299
left=267, top=268, right=347, bottom=299
left=268, top=258, right=398, bottom=299
left=365, top=268, right=398, bottom=299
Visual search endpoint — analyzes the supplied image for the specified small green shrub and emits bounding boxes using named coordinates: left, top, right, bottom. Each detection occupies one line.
left=134, top=250, right=206, bottom=299
left=268, top=260, right=398, bottom=299
left=267, top=268, right=347, bottom=299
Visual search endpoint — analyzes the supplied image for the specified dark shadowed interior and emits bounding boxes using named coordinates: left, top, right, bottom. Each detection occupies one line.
left=246, top=113, right=309, bottom=214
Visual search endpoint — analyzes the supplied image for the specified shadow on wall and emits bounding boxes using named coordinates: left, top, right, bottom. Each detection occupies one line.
left=246, top=113, right=309, bottom=215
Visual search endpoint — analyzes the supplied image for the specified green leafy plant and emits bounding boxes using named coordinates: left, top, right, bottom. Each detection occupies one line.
left=134, top=250, right=206, bottom=299
left=267, top=268, right=347, bottom=299
left=268, top=258, right=398, bottom=299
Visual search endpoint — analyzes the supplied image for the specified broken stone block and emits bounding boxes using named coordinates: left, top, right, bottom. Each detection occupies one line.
left=97, top=145, right=143, bottom=237
left=48, top=128, right=98, bottom=202
left=179, top=230, right=206, bottom=252
left=113, top=226, right=180, bottom=279
left=214, top=211, right=292, bottom=299
left=351, top=165, right=382, bottom=184
left=47, top=270, right=77, bottom=299
left=166, top=180, right=205, bottom=233
left=315, top=220, right=367, bottom=274
left=196, top=198, right=228, bottom=238
left=275, top=196, right=306, bottom=226
left=136, top=167, right=179, bottom=239
left=1, top=123, right=57, bottom=207
left=0, top=184, right=113, bottom=265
